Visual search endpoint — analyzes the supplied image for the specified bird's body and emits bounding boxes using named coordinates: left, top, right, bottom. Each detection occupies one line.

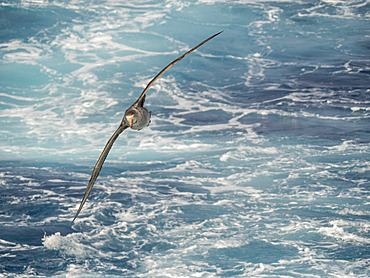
left=123, top=103, right=151, bottom=130
left=72, top=31, right=222, bottom=222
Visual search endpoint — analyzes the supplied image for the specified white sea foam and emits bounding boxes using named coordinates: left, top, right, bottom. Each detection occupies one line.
left=318, top=220, right=370, bottom=244
left=42, top=232, right=100, bottom=258
left=220, top=146, right=278, bottom=162
left=0, top=238, right=38, bottom=252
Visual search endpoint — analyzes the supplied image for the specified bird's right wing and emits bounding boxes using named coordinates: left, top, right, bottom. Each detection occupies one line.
left=72, top=124, right=129, bottom=222
left=133, top=31, right=223, bottom=107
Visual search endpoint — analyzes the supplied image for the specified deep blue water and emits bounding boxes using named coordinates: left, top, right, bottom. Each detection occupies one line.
left=0, top=0, right=369, bottom=277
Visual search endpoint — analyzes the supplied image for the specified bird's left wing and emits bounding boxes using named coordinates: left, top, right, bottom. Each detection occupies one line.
left=72, top=124, right=129, bottom=222
left=133, top=31, right=223, bottom=107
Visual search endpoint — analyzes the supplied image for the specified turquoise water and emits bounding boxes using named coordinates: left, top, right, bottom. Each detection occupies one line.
left=0, top=0, right=369, bottom=277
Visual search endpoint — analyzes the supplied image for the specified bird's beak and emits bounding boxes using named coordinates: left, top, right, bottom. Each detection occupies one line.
left=128, top=118, right=133, bottom=128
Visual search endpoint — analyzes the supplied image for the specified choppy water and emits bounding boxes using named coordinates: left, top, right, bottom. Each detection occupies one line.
left=0, top=0, right=369, bottom=277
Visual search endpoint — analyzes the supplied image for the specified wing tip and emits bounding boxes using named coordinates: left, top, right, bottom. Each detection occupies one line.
left=71, top=210, right=80, bottom=223
left=212, top=30, right=224, bottom=38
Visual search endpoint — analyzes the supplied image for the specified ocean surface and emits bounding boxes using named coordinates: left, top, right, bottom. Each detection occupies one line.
left=0, top=0, right=369, bottom=277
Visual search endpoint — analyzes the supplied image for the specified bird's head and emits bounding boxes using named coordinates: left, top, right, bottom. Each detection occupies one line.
left=124, top=110, right=137, bottom=128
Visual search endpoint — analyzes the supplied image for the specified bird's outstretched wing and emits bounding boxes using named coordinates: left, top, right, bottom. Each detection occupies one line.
left=133, top=31, right=223, bottom=107
left=72, top=124, right=129, bottom=222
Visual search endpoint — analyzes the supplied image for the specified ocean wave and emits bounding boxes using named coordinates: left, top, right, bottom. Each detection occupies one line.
left=1, top=0, right=369, bottom=276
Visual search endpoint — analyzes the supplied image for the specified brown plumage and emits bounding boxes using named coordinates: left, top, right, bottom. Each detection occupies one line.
left=72, top=31, right=222, bottom=222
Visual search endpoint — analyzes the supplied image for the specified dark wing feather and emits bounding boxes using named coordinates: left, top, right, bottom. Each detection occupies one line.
left=72, top=124, right=129, bottom=222
left=137, top=94, right=146, bottom=107
left=133, top=31, right=223, bottom=107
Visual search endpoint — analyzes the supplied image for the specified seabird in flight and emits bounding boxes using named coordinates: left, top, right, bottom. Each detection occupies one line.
left=72, top=31, right=222, bottom=222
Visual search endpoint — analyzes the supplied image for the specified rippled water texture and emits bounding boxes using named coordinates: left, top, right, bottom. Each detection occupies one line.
left=0, top=0, right=369, bottom=277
